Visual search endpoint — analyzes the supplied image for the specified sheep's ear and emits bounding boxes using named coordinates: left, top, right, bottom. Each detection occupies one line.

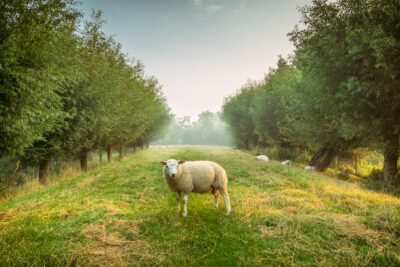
left=178, top=160, right=186, bottom=164
left=160, top=161, right=167, bottom=165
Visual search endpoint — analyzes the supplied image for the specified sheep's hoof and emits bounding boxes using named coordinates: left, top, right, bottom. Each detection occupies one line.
left=226, top=210, right=232, bottom=215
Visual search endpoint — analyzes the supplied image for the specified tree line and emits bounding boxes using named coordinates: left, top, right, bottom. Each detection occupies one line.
left=0, top=0, right=170, bottom=186
left=154, top=111, right=232, bottom=146
left=222, top=0, right=400, bottom=181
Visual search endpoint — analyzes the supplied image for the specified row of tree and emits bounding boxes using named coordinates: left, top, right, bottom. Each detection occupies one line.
left=0, top=0, right=170, bottom=185
left=154, top=111, right=231, bottom=146
left=222, top=0, right=400, bottom=181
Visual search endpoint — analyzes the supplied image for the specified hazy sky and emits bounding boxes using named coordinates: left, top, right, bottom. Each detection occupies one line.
left=80, top=0, right=311, bottom=119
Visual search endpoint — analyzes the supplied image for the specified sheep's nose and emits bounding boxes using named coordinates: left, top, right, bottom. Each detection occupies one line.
left=171, top=174, right=176, bottom=177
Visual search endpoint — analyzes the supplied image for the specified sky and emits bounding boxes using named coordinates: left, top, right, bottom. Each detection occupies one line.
left=80, top=0, right=311, bottom=119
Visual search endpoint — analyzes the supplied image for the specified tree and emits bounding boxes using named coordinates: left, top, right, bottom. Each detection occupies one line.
left=251, top=57, right=301, bottom=148
left=155, top=112, right=231, bottom=146
left=0, top=0, right=81, bottom=157
left=13, top=8, right=170, bottom=182
left=289, top=0, right=400, bottom=179
left=189, top=111, right=231, bottom=146
left=222, top=82, right=260, bottom=149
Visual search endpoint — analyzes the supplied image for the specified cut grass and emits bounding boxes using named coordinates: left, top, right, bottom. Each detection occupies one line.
left=0, top=146, right=399, bottom=266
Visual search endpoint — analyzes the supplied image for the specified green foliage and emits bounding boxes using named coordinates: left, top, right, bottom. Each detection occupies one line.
left=0, top=2, right=171, bottom=184
left=222, top=82, right=260, bottom=149
left=222, top=57, right=309, bottom=151
left=289, top=0, right=400, bottom=178
left=60, top=11, right=170, bottom=155
left=0, top=157, right=23, bottom=192
left=223, top=0, right=400, bottom=179
left=0, top=0, right=81, bottom=156
left=252, top=57, right=302, bottom=147
left=365, top=170, right=400, bottom=196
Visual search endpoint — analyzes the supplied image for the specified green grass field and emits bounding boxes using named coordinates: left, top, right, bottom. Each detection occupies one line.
left=0, top=146, right=399, bottom=266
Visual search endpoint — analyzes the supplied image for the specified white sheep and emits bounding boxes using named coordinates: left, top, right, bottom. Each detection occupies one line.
left=304, top=165, right=315, bottom=171
left=160, top=159, right=231, bottom=217
left=281, top=160, right=290, bottom=165
left=255, top=155, right=269, bottom=161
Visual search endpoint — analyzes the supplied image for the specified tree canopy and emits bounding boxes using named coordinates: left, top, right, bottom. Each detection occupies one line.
left=0, top=1, right=171, bottom=184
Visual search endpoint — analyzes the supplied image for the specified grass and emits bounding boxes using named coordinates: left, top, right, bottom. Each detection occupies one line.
left=0, top=146, right=399, bottom=266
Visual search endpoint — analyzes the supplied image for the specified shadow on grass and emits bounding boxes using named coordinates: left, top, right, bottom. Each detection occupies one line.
left=363, top=170, right=400, bottom=196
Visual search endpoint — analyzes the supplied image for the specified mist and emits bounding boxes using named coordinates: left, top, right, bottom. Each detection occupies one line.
left=153, top=111, right=232, bottom=146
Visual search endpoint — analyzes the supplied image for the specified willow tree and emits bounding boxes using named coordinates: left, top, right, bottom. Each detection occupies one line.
left=222, top=83, right=260, bottom=150
left=290, top=0, right=400, bottom=179
left=63, top=11, right=171, bottom=169
left=251, top=57, right=301, bottom=148
left=61, top=11, right=128, bottom=170
left=1, top=5, right=171, bottom=185
left=0, top=0, right=81, bottom=157
left=131, top=82, right=171, bottom=149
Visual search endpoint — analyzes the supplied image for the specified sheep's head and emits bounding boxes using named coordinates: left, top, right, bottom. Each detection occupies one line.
left=160, top=159, right=186, bottom=177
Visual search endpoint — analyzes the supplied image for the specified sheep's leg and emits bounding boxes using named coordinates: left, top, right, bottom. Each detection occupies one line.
left=182, top=193, right=189, bottom=217
left=176, top=192, right=181, bottom=212
left=222, top=191, right=231, bottom=215
left=212, top=189, right=219, bottom=209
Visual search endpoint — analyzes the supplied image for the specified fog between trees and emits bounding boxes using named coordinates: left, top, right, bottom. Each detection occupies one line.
left=154, top=111, right=232, bottom=147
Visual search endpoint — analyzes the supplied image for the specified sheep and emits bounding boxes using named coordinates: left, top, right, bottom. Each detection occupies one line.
left=281, top=160, right=291, bottom=165
left=255, top=155, right=269, bottom=161
left=304, top=165, right=315, bottom=171
left=160, top=159, right=231, bottom=217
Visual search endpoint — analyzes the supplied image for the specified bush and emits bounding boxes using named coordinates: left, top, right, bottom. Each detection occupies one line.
left=336, top=169, right=353, bottom=181
left=275, top=147, right=298, bottom=161
left=0, top=157, right=22, bottom=192
left=364, top=169, right=400, bottom=196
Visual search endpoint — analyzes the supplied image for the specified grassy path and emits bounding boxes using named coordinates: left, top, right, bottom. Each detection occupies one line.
left=0, top=146, right=399, bottom=266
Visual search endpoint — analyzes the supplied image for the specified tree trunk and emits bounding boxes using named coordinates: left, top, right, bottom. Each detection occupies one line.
left=118, top=145, right=123, bottom=160
left=39, top=159, right=50, bottom=185
left=354, top=154, right=358, bottom=175
left=107, top=145, right=112, bottom=163
left=246, top=139, right=251, bottom=150
left=383, top=134, right=399, bottom=181
left=80, top=150, right=89, bottom=172
left=309, top=139, right=355, bottom=172
left=309, top=145, right=336, bottom=172
left=99, top=149, right=103, bottom=163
